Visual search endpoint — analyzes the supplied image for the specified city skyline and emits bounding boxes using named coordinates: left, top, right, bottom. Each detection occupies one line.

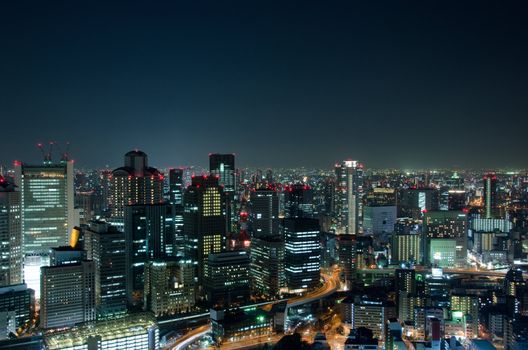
left=1, top=1, right=528, bottom=169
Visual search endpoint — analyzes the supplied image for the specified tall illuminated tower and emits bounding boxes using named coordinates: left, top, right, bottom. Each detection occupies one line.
left=109, top=150, right=164, bottom=228
left=124, top=203, right=176, bottom=307
left=209, top=154, right=236, bottom=193
left=40, top=243, right=95, bottom=329
left=250, top=188, right=279, bottom=238
left=83, top=221, right=126, bottom=319
left=169, top=168, right=184, bottom=205
left=183, top=175, right=226, bottom=286
left=0, top=176, right=23, bottom=286
left=283, top=218, right=321, bottom=293
left=483, top=173, right=498, bottom=219
left=15, top=158, right=75, bottom=297
left=335, top=160, right=364, bottom=235
left=284, top=184, right=315, bottom=219
left=209, top=153, right=236, bottom=234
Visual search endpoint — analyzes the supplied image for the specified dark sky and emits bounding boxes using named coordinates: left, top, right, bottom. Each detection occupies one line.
left=1, top=1, right=527, bottom=170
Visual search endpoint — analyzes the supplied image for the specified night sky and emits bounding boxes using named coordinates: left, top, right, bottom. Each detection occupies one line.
left=1, top=1, right=527, bottom=169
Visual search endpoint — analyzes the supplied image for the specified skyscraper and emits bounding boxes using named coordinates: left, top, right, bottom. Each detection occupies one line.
left=283, top=218, right=321, bottom=292
left=125, top=203, right=175, bottom=307
left=250, top=236, right=285, bottom=298
left=0, top=283, right=34, bottom=330
left=335, top=160, right=364, bottom=235
left=0, top=176, right=23, bottom=286
left=483, top=173, right=499, bottom=219
left=144, top=258, right=195, bottom=316
left=183, top=175, right=226, bottom=285
left=284, top=184, right=315, bottom=219
left=203, top=250, right=250, bottom=307
left=15, top=159, right=75, bottom=297
left=109, top=150, right=164, bottom=227
left=14, top=159, right=75, bottom=255
left=209, top=154, right=236, bottom=193
left=399, top=188, right=439, bottom=219
left=83, top=221, right=127, bottom=319
left=249, top=188, right=279, bottom=238
left=40, top=244, right=95, bottom=329
left=210, top=154, right=237, bottom=234
left=337, top=235, right=357, bottom=290
left=169, top=168, right=184, bottom=206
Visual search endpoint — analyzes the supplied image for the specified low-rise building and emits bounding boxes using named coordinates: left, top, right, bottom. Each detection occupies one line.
left=43, top=313, right=159, bottom=350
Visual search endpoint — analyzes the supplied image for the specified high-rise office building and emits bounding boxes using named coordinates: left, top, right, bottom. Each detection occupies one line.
left=15, top=159, right=75, bottom=297
left=423, top=211, right=468, bottom=268
left=209, top=154, right=236, bottom=193
left=40, top=245, right=95, bottom=329
left=483, top=173, right=499, bottom=219
left=15, top=160, right=75, bottom=256
left=109, top=150, right=164, bottom=227
left=250, top=236, right=284, bottom=298
left=399, top=188, right=439, bottom=219
left=125, top=203, right=175, bottom=307
left=99, top=169, right=112, bottom=216
left=284, top=184, right=315, bottom=219
left=249, top=188, right=279, bottom=238
left=447, top=190, right=466, bottom=211
left=169, top=168, right=184, bottom=206
left=144, top=258, right=195, bottom=316
left=335, top=160, right=364, bottom=235
left=203, top=250, right=250, bottom=307
left=0, top=284, right=34, bottom=329
left=337, top=235, right=357, bottom=289
left=283, top=218, right=321, bottom=292
left=210, top=154, right=236, bottom=234
left=183, top=175, right=226, bottom=285
left=0, top=176, right=23, bottom=286
left=83, top=221, right=126, bottom=319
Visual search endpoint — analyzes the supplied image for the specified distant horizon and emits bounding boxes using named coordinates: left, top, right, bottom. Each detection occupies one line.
left=3, top=150, right=527, bottom=174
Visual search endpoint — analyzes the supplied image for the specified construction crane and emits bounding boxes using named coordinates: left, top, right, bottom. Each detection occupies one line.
left=36, top=141, right=70, bottom=164
left=36, top=141, right=54, bottom=164
left=59, top=141, right=71, bottom=163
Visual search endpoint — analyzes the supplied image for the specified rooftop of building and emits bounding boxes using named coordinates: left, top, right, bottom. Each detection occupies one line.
left=51, top=245, right=84, bottom=252
left=44, top=313, right=157, bottom=349
left=112, top=165, right=162, bottom=177
left=0, top=284, right=32, bottom=295
left=125, top=149, right=147, bottom=157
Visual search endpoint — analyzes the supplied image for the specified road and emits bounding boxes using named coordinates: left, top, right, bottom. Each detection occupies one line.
left=287, top=267, right=340, bottom=308
left=168, top=267, right=340, bottom=350
left=170, top=325, right=211, bottom=350
left=214, top=334, right=282, bottom=350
